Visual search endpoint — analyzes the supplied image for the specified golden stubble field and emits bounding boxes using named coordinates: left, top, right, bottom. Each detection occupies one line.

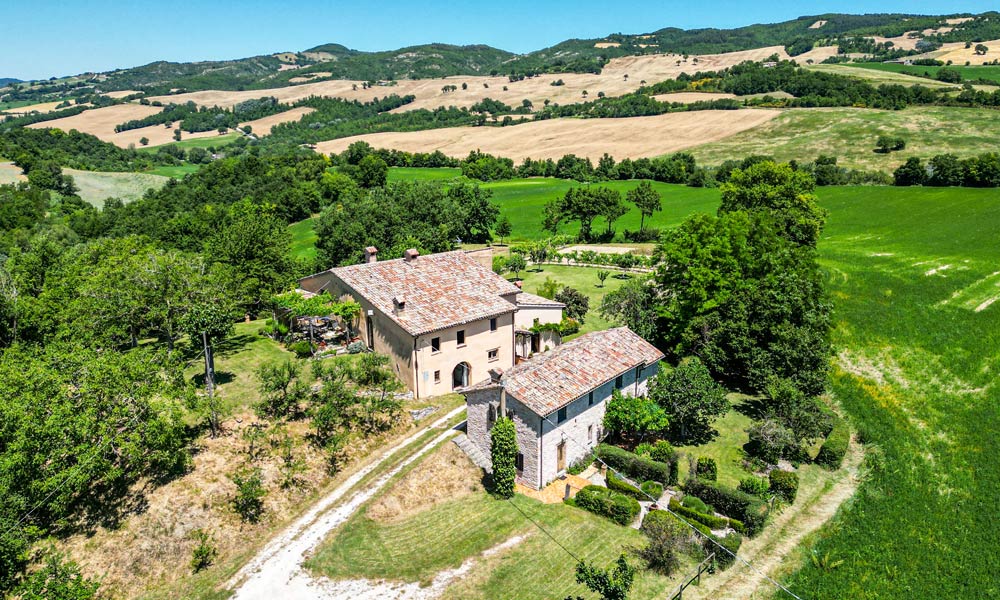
left=313, top=109, right=781, bottom=161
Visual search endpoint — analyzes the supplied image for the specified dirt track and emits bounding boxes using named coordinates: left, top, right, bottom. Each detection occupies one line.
left=313, top=109, right=780, bottom=161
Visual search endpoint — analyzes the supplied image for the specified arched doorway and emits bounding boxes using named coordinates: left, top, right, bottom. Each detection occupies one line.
left=452, top=362, right=470, bottom=389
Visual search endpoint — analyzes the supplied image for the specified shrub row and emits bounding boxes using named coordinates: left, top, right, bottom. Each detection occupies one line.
left=574, top=485, right=641, bottom=526
left=606, top=471, right=643, bottom=498
left=684, top=478, right=769, bottom=537
left=668, top=498, right=729, bottom=530
left=646, top=508, right=742, bottom=571
left=816, top=417, right=849, bottom=469
left=597, top=443, right=676, bottom=486
left=645, top=506, right=711, bottom=537
left=768, top=470, right=799, bottom=503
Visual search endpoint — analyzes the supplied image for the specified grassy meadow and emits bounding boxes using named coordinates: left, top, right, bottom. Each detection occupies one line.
left=137, top=132, right=241, bottom=154
left=804, top=64, right=960, bottom=88
left=65, top=168, right=169, bottom=207
left=688, top=106, right=1000, bottom=171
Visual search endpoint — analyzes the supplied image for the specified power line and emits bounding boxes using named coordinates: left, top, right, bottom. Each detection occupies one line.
left=504, top=496, right=581, bottom=563
left=535, top=411, right=806, bottom=600
left=0, top=413, right=143, bottom=546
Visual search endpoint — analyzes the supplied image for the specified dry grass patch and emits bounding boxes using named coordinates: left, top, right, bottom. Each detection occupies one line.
left=367, top=442, right=483, bottom=523
left=240, top=106, right=315, bottom=135
left=652, top=91, right=736, bottom=103
left=314, top=109, right=780, bottom=161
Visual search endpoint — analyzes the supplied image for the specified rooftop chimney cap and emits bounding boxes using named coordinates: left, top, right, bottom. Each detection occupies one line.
left=364, top=246, right=379, bottom=264
left=514, top=281, right=523, bottom=289
left=404, top=248, right=420, bottom=261
left=393, top=295, right=406, bottom=309
left=489, top=368, right=504, bottom=383
left=365, top=246, right=378, bottom=254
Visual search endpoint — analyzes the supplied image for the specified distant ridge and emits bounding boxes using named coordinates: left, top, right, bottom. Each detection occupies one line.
left=0, top=78, right=21, bottom=86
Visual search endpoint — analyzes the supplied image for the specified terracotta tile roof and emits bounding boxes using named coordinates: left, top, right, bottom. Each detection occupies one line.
left=516, top=292, right=566, bottom=308
left=487, top=327, right=664, bottom=416
left=330, top=251, right=521, bottom=336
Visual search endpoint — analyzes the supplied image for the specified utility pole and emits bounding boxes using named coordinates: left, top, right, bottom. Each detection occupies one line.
left=203, top=331, right=219, bottom=437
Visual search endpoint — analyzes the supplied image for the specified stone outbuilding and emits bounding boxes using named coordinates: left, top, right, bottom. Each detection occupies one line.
left=463, top=327, right=664, bottom=489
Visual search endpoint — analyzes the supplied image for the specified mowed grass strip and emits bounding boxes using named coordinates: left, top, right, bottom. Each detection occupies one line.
left=510, top=264, right=631, bottom=336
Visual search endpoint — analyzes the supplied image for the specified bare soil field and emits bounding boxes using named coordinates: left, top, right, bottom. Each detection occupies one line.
left=145, top=46, right=803, bottom=116
left=314, top=109, right=780, bottom=161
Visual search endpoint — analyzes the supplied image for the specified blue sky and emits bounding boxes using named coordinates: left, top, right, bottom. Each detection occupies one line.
left=1, top=0, right=995, bottom=80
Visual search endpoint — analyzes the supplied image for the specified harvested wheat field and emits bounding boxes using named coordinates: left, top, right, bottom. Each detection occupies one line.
left=103, top=90, right=142, bottom=99
left=0, top=162, right=26, bottom=184
left=1, top=100, right=78, bottom=115
left=314, top=109, right=780, bottom=161
left=652, top=92, right=736, bottom=103
left=925, top=38, right=1000, bottom=64
left=147, top=46, right=805, bottom=116
left=241, top=106, right=315, bottom=135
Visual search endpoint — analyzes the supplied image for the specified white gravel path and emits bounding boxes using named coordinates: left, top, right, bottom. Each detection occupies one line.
left=228, top=405, right=466, bottom=600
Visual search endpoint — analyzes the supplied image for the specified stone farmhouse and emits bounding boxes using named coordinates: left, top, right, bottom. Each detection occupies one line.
left=298, top=247, right=563, bottom=399
left=463, top=327, right=664, bottom=490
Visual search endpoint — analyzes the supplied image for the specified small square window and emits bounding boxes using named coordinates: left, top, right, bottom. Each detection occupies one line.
left=588, top=391, right=594, bottom=406
left=457, top=330, right=466, bottom=346
left=615, top=375, right=623, bottom=389
left=490, top=318, right=497, bottom=331
left=588, top=424, right=594, bottom=442
left=557, top=406, right=567, bottom=423
left=515, top=452, right=524, bottom=472
left=431, top=337, right=441, bottom=352
left=433, top=370, right=441, bottom=383
left=488, top=348, right=499, bottom=362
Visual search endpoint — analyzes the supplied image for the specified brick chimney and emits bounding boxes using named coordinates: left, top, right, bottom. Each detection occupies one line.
left=404, top=248, right=420, bottom=263
left=364, top=246, right=378, bottom=263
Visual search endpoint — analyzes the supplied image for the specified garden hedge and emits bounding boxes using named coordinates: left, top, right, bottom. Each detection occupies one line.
left=668, top=498, right=729, bottom=529
left=696, top=457, right=718, bottom=481
left=769, top=469, right=799, bottom=503
left=606, top=471, right=644, bottom=499
left=684, top=478, right=769, bottom=537
left=816, top=417, right=849, bottom=469
left=574, top=485, right=640, bottom=526
left=705, top=532, right=743, bottom=570
left=597, top=444, right=676, bottom=486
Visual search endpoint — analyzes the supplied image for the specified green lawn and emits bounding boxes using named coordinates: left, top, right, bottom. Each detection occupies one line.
left=689, top=106, right=1000, bottom=171
left=510, top=264, right=631, bottom=336
left=673, top=401, right=755, bottom=489
left=307, top=446, right=686, bottom=599
left=850, top=61, right=1000, bottom=85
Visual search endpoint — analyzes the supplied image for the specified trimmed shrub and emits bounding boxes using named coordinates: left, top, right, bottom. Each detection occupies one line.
left=705, top=532, right=743, bottom=570
left=668, top=498, right=728, bottom=529
left=696, top=457, right=718, bottom=481
left=347, top=340, right=366, bottom=354
left=649, top=440, right=679, bottom=484
left=681, top=494, right=709, bottom=514
left=575, top=485, right=641, bottom=526
left=288, top=340, right=312, bottom=358
left=649, top=506, right=713, bottom=537
left=684, top=478, right=769, bottom=537
left=607, top=471, right=643, bottom=498
left=597, top=443, right=675, bottom=486
left=634, top=442, right=655, bottom=457
left=816, top=417, right=849, bottom=469
left=567, top=453, right=596, bottom=475
left=769, top=470, right=799, bottom=503
left=641, top=480, right=664, bottom=498
left=738, top=476, right=770, bottom=497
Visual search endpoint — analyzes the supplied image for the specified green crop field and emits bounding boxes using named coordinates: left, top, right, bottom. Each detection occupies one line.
left=387, top=166, right=463, bottom=182
left=804, top=64, right=960, bottom=88
left=689, top=106, right=1000, bottom=171
left=850, top=61, right=1000, bottom=85
left=146, top=164, right=201, bottom=178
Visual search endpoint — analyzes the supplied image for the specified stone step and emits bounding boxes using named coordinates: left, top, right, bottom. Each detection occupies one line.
left=453, top=434, right=492, bottom=472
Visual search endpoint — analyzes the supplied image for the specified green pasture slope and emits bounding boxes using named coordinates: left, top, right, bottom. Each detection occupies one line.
left=781, top=186, right=1000, bottom=599
left=375, top=168, right=1000, bottom=598
left=851, top=61, right=1000, bottom=85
